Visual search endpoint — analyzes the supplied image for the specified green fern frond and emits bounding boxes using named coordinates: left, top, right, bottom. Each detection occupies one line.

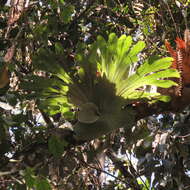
left=93, top=34, right=179, bottom=100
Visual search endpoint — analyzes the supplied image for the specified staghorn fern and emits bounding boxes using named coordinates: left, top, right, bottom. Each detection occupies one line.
left=21, top=33, right=179, bottom=140
left=93, top=33, right=178, bottom=101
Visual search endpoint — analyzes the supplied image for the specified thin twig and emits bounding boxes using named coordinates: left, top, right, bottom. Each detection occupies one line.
left=39, top=108, right=55, bottom=129
left=125, top=153, right=150, bottom=190
left=162, top=0, right=180, bottom=37
left=77, top=154, right=132, bottom=188
left=0, top=169, right=18, bottom=177
left=177, top=133, right=190, bottom=138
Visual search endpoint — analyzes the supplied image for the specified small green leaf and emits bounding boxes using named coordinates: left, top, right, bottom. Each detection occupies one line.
left=48, top=135, right=67, bottom=157
left=60, top=5, right=75, bottom=24
left=55, top=42, right=64, bottom=54
left=35, top=178, right=51, bottom=190
left=24, top=168, right=35, bottom=188
left=59, top=0, right=65, bottom=4
left=63, top=111, right=74, bottom=119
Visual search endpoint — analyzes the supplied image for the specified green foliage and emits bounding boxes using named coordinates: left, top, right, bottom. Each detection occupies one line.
left=1, top=1, right=190, bottom=189
left=24, top=168, right=51, bottom=190
left=138, top=179, right=154, bottom=190
left=60, top=4, right=75, bottom=24
left=35, top=178, right=51, bottom=190
left=20, top=32, right=180, bottom=141
left=24, top=168, right=36, bottom=188
left=48, top=135, right=68, bottom=157
left=25, top=33, right=179, bottom=119
left=93, top=33, right=179, bottom=101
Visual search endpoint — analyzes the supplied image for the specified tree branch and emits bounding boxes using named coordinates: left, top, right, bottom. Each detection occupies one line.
left=106, top=149, right=142, bottom=190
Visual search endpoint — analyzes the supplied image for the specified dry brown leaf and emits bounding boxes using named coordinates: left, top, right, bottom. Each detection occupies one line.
left=4, top=45, right=15, bottom=62
left=0, top=45, right=15, bottom=89
left=8, top=0, right=28, bottom=25
left=0, top=66, right=9, bottom=88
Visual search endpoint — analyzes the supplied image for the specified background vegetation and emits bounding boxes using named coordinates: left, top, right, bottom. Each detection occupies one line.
left=1, top=0, right=190, bottom=189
